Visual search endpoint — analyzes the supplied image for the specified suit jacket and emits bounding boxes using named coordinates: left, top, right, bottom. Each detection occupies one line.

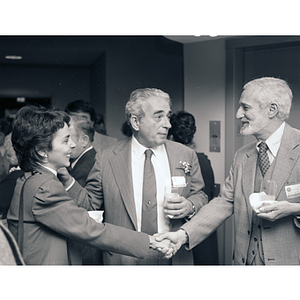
left=182, top=123, right=300, bottom=265
left=68, top=138, right=208, bottom=265
left=69, top=147, right=97, bottom=187
left=7, top=166, right=149, bottom=265
left=92, top=132, right=118, bottom=152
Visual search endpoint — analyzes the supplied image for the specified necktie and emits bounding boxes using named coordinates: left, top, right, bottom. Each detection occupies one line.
left=258, top=142, right=270, bottom=177
left=141, top=149, right=157, bottom=235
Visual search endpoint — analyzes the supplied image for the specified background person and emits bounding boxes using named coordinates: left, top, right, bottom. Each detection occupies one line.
left=65, top=100, right=118, bottom=152
left=168, top=111, right=219, bottom=265
left=0, top=135, right=24, bottom=221
left=7, top=105, right=171, bottom=265
left=68, top=115, right=97, bottom=187
left=68, top=114, right=103, bottom=265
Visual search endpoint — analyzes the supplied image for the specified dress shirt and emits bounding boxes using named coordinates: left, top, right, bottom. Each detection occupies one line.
left=131, top=136, right=171, bottom=233
left=38, top=163, right=75, bottom=191
left=71, top=146, right=94, bottom=169
left=38, top=164, right=57, bottom=176
left=256, top=122, right=285, bottom=164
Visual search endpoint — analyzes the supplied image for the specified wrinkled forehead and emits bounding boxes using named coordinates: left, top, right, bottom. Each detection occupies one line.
left=144, top=96, right=171, bottom=112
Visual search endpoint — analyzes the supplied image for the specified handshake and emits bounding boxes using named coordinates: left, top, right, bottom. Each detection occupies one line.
left=149, top=229, right=189, bottom=259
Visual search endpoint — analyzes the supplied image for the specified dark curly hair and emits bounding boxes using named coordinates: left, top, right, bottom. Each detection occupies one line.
left=169, top=111, right=197, bottom=146
left=12, top=106, right=70, bottom=172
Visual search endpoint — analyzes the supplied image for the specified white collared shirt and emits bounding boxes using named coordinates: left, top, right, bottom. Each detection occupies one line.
left=71, top=146, right=94, bottom=169
left=131, top=136, right=171, bottom=233
left=38, top=163, right=57, bottom=176
left=38, top=163, right=76, bottom=191
left=256, top=122, right=285, bottom=164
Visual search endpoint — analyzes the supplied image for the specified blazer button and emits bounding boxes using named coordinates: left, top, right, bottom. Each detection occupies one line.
left=247, top=230, right=250, bottom=235
left=147, top=201, right=151, bottom=205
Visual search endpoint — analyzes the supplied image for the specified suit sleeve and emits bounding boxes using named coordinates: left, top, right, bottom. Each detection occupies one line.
left=186, top=149, right=209, bottom=213
left=182, top=152, right=236, bottom=249
left=31, top=178, right=149, bottom=259
left=68, top=151, right=104, bottom=211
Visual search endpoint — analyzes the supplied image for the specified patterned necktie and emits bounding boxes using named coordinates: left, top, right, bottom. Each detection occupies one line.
left=258, top=142, right=270, bottom=177
left=141, top=149, right=157, bottom=235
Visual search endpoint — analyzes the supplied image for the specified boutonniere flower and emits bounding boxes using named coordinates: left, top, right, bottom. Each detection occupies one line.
left=179, top=161, right=192, bottom=174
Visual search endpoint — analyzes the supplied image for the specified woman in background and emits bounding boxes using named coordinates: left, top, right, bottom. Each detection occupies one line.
left=7, top=106, right=168, bottom=265
left=0, top=134, right=24, bottom=221
left=169, top=111, right=219, bottom=265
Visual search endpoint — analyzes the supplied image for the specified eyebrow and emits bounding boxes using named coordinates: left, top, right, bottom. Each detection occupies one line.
left=154, top=110, right=164, bottom=114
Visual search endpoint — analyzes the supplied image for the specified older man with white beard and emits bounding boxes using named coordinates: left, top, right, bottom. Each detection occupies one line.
left=157, top=77, right=300, bottom=265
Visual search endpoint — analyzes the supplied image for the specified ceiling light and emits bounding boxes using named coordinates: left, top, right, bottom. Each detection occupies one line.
left=5, top=55, right=22, bottom=60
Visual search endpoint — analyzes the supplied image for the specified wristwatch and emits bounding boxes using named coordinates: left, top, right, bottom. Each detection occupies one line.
left=186, top=201, right=196, bottom=220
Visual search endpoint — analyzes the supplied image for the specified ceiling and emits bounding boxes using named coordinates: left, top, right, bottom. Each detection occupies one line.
left=0, top=35, right=229, bottom=68
left=164, top=35, right=227, bottom=44
left=0, top=36, right=107, bottom=67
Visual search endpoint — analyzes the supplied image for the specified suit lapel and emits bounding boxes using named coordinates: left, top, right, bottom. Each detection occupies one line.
left=108, top=139, right=138, bottom=230
left=164, top=141, right=189, bottom=196
left=270, top=124, right=300, bottom=198
left=242, top=143, right=257, bottom=225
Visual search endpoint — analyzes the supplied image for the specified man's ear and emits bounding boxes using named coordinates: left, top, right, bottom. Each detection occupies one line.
left=82, top=134, right=89, bottom=148
left=130, top=115, right=139, bottom=131
left=268, top=102, right=279, bottom=118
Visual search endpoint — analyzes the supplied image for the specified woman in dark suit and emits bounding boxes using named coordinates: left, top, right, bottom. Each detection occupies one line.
left=169, top=111, right=219, bottom=265
left=7, top=106, right=169, bottom=265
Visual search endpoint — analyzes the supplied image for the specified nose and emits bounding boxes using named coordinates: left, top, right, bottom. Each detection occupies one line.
left=236, top=106, right=244, bottom=120
left=163, top=116, right=171, bottom=129
left=69, top=137, right=76, bottom=149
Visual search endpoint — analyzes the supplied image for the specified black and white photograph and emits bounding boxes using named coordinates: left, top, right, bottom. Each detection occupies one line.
left=0, top=2, right=299, bottom=299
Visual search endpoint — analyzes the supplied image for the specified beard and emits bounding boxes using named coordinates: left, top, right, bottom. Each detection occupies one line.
left=240, top=115, right=269, bottom=136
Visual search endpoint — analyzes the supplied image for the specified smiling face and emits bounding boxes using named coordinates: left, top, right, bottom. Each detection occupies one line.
left=236, top=89, right=269, bottom=138
left=131, top=96, right=172, bottom=148
left=46, top=123, right=75, bottom=170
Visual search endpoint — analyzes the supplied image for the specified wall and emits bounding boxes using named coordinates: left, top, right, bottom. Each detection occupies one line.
left=0, top=37, right=184, bottom=141
left=0, top=64, right=90, bottom=110
left=183, top=38, right=229, bottom=264
left=101, top=37, right=183, bottom=139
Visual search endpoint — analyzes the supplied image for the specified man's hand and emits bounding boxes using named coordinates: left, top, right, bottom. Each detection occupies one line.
left=57, top=167, right=73, bottom=188
left=154, top=229, right=188, bottom=257
left=257, top=201, right=300, bottom=222
left=164, top=196, right=194, bottom=219
left=149, top=235, right=173, bottom=259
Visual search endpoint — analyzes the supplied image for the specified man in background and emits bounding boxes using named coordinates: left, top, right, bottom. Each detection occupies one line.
left=68, top=114, right=102, bottom=265
left=65, top=100, right=118, bottom=152
left=68, top=115, right=97, bottom=187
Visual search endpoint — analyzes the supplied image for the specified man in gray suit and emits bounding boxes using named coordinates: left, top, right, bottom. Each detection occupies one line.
left=158, top=77, right=300, bottom=265
left=61, top=88, right=208, bottom=265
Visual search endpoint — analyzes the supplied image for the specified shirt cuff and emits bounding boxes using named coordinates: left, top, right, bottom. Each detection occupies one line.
left=65, top=177, right=75, bottom=191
